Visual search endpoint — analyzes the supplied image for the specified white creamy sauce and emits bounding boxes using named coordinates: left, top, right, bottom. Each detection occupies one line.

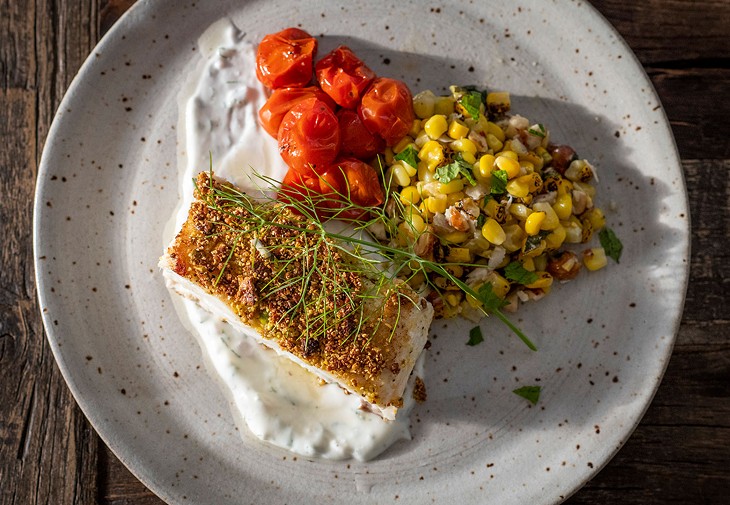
left=167, top=20, right=420, bottom=461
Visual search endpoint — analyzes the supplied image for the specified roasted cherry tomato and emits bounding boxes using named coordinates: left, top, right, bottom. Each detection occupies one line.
left=259, top=86, right=336, bottom=138
left=358, top=78, right=415, bottom=146
left=279, top=167, right=344, bottom=216
left=315, top=46, right=376, bottom=109
left=324, top=158, right=385, bottom=220
left=278, top=97, right=340, bottom=173
left=256, top=28, right=317, bottom=89
left=337, top=108, right=384, bottom=159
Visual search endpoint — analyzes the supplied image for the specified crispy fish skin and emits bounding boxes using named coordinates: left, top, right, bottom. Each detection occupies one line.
left=160, top=172, right=432, bottom=420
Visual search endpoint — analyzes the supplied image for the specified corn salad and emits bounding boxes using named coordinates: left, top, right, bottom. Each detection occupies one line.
left=379, top=85, right=609, bottom=318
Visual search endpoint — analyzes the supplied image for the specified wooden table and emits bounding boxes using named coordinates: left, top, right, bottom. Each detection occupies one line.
left=1, top=0, right=727, bottom=503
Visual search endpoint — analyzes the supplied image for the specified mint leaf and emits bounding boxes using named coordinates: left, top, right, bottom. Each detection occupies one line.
left=467, top=326, right=484, bottom=346
left=458, top=91, right=483, bottom=119
left=394, top=145, right=419, bottom=169
left=599, top=227, right=623, bottom=263
left=513, top=385, right=541, bottom=405
left=435, top=154, right=477, bottom=186
left=490, top=169, right=508, bottom=195
left=504, top=261, right=539, bottom=285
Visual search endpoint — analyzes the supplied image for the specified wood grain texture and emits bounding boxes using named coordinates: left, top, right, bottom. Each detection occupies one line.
left=0, top=0, right=727, bottom=504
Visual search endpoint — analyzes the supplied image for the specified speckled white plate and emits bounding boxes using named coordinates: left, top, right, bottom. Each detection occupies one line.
left=34, top=1, right=689, bottom=503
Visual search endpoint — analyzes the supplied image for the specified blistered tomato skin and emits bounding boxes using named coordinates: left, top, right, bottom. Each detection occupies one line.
left=278, top=97, right=340, bottom=174
left=315, top=46, right=376, bottom=109
left=337, top=108, right=385, bottom=160
left=358, top=78, right=415, bottom=146
left=256, top=28, right=317, bottom=89
left=328, top=158, right=385, bottom=220
left=259, top=86, right=336, bottom=138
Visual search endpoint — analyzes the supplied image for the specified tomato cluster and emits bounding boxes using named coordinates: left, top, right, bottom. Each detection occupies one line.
left=255, top=27, right=415, bottom=220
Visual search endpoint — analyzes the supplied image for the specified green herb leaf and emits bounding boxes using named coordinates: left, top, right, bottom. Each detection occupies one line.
left=394, top=145, right=419, bottom=169
left=467, top=326, right=484, bottom=346
left=435, top=154, right=477, bottom=186
left=599, top=227, right=623, bottom=263
left=459, top=91, right=483, bottom=119
left=527, top=123, right=546, bottom=138
left=513, top=385, right=541, bottom=405
left=476, top=282, right=509, bottom=312
left=523, top=230, right=550, bottom=253
left=490, top=169, right=508, bottom=195
left=504, top=261, right=539, bottom=285
left=476, top=213, right=486, bottom=229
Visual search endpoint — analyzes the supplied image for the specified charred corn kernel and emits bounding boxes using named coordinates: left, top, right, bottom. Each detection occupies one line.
left=481, top=218, right=506, bottom=245
left=486, top=91, right=511, bottom=114
left=525, top=211, right=546, bottom=235
left=407, top=271, right=426, bottom=289
left=392, top=164, right=411, bottom=187
left=584, top=207, right=606, bottom=231
left=488, top=272, right=512, bottom=298
left=522, top=257, right=536, bottom=271
left=446, top=247, right=473, bottom=263
left=399, top=159, right=417, bottom=177
left=565, top=159, right=594, bottom=183
left=485, top=198, right=508, bottom=223
left=444, top=292, right=462, bottom=307
left=486, top=133, right=504, bottom=152
left=563, top=217, right=583, bottom=243
left=502, top=224, right=526, bottom=252
left=445, top=264, right=464, bottom=278
left=583, top=247, right=608, bottom=271
left=409, top=119, right=422, bottom=137
left=509, top=202, right=533, bottom=220
left=580, top=217, right=594, bottom=243
left=460, top=151, right=477, bottom=164
left=553, top=192, right=573, bottom=220
left=519, top=193, right=534, bottom=206
left=412, top=90, right=436, bottom=119
left=448, top=119, right=470, bottom=139
left=533, top=202, right=560, bottom=230
left=506, top=178, right=530, bottom=198
left=424, top=115, right=448, bottom=139
left=573, top=181, right=596, bottom=198
left=434, top=96, right=455, bottom=116
left=417, top=161, right=434, bottom=182
left=440, top=230, right=469, bottom=243
left=495, top=155, right=521, bottom=178
left=400, top=186, right=421, bottom=205
left=545, top=225, right=566, bottom=249
left=525, top=271, right=553, bottom=289
left=558, top=178, right=574, bottom=196
left=451, top=137, right=478, bottom=155
left=522, top=239, right=546, bottom=258
left=384, top=147, right=394, bottom=165
left=524, top=173, right=543, bottom=192
left=424, top=195, right=447, bottom=214
left=393, top=136, right=414, bottom=154
left=486, top=121, right=505, bottom=142
left=438, top=178, right=464, bottom=194
left=418, top=140, right=445, bottom=170
left=446, top=191, right=466, bottom=206
left=518, top=151, right=543, bottom=170
left=476, top=154, right=496, bottom=180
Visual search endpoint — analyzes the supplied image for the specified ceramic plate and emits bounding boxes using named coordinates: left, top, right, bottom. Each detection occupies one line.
left=34, top=1, right=689, bottom=503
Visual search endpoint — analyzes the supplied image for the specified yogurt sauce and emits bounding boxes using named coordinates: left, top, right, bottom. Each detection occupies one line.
left=168, top=19, right=420, bottom=461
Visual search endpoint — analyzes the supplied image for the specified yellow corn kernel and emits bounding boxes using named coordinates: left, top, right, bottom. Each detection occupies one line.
left=405, top=212, right=427, bottom=234
left=438, top=179, right=464, bottom=194
left=485, top=198, right=507, bottom=223
left=409, top=119, right=422, bottom=137
left=440, top=230, right=469, bottom=243
left=524, top=211, right=546, bottom=235
left=399, top=159, right=417, bottom=177
left=407, top=271, right=426, bottom=289
left=383, top=147, right=394, bottom=165
left=506, top=178, right=530, bottom=198
left=535, top=145, right=551, bottom=165
left=486, top=121, right=505, bottom=142
left=525, top=271, right=553, bottom=289
left=444, top=292, right=462, bottom=307
left=391, top=164, right=411, bottom=187
left=393, top=136, right=414, bottom=154
left=418, top=201, right=431, bottom=220
left=583, top=247, right=608, bottom=271
left=522, top=257, right=536, bottom=272
left=509, top=202, right=533, bottom=220
left=519, top=160, right=535, bottom=174
left=434, top=96, right=455, bottom=116
left=545, top=225, right=566, bottom=249
left=460, top=151, right=477, bottom=165
left=553, top=192, right=573, bottom=220
left=448, top=119, right=470, bottom=139
left=451, top=138, right=478, bottom=155
left=523, top=173, right=543, bottom=193
left=583, top=207, right=606, bottom=231
left=486, top=133, right=504, bottom=152
left=495, top=155, right=521, bottom=178
left=580, top=217, right=594, bottom=243
left=476, top=154, right=496, bottom=180
left=424, top=195, right=447, bottom=214
left=424, top=115, right=448, bottom=139
left=533, top=202, right=560, bottom=230
left=522, top=239, right=546, bottom=258
left=446, top=191, right=466, bottom=206
left=417, top=161, right=434, bottom=183
left=499, top=150, right=519, bottom=161
left=481, top=218, right=506, bottom=245
left=518, top=151, right=543, bottom=171
left=486, top=91, right=511, bottom=114
left=563, top=217, right=583, bottom=243
left=565, top=159, right=594, bottom=183
left=502, top=224, right=526, bottom=252
left=446, top=247, right=473, bottom=264
left=418, top=140, right=445, bottom=170
left=519, top=193, right=533, bottom=206
left=400, top=186, right=421, bottom=205
left=446, top=263, right=465, bottom=279
left=414, top=130, right=430, bottom=148
left=573, top=181, right=596, bottom=198
left=488, top=272, right=511, bottom=298
left=412, top=90, right=436, bottom=119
